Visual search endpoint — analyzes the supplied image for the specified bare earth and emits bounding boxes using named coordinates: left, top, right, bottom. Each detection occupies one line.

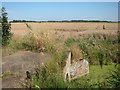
left=2, top=51, right=51, bottom=88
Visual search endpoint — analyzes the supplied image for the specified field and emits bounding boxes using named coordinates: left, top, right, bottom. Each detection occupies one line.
left=2, top=22, right=120, bottom=88
left=11, top=22, right=118, bottom=39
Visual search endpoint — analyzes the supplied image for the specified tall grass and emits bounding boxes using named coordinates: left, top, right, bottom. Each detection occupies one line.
left=3, top=24, right=119, bottom=88
left=64, top=36, right=118, bottom=65
left=21, top=34, right=118, bottom=88
left=106, top=65, right=120, bottom=88
left=3, top=31, right=118, bottom=63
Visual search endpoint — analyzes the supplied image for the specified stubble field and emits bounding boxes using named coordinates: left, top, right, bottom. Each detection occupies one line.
left=11, top=22, right=118, bottom=39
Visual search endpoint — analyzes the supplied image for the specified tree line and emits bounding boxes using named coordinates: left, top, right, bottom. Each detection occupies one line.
left=10, top=20, right=114, bottom=23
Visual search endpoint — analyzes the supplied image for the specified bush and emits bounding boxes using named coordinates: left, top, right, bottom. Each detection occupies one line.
left=1, top=7, right=12, bottom=46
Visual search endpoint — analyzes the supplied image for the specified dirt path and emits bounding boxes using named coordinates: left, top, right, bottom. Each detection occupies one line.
left=2, top=51, right=51, bottom=88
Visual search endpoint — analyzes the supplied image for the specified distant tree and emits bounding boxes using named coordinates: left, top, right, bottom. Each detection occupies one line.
left=0, top=7, right=12, bottom=46
left=0, top=12, right=2, bottom=46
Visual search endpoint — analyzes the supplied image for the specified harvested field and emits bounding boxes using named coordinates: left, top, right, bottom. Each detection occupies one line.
left=11, top=22, right=118, bottom=39
left=11, top=23, right=30, bottom=37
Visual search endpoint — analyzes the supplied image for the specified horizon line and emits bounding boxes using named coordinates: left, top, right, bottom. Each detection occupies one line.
left=9, top=19, right=118, bottom=22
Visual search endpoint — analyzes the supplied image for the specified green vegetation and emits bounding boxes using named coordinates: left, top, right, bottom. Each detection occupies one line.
left=0, top=7, right=12, bottom=46
left=65, top=37, right=118, bottom=65
left=3, top=30, right=119, bottom=88
left=106, top=66, right=120, bottom=88
left=1, top=6, right=119, bottom=88
left=1, top=72, right=21, bottom=78
left=24, top=63, right=118, bottom=88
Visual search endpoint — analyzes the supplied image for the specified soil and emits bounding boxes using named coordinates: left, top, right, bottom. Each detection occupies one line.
left=2, top=51, right=51, bottom=88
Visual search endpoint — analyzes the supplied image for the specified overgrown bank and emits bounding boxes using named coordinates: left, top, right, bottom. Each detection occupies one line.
left=2, top=32, right=120, bottom=88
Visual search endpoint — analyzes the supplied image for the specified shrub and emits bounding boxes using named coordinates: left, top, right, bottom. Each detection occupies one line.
left=1, top=7, right=12, bottom=46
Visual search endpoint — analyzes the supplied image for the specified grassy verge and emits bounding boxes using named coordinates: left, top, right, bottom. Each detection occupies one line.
left=24, top=64, right=118, bottom=88
left=2, top=28, right=119, bottom=88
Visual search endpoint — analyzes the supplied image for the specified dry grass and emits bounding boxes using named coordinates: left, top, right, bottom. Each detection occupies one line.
left=11, top=22, right=118, bottom=39
left=68, top=44, right=83, bottom=61
left=11, top=23, right=29, bottom=37
left=4, top=22, right=118, bottom=58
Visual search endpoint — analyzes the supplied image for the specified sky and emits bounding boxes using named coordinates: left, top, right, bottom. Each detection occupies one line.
left=2, top=2, right=118, bottom=21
